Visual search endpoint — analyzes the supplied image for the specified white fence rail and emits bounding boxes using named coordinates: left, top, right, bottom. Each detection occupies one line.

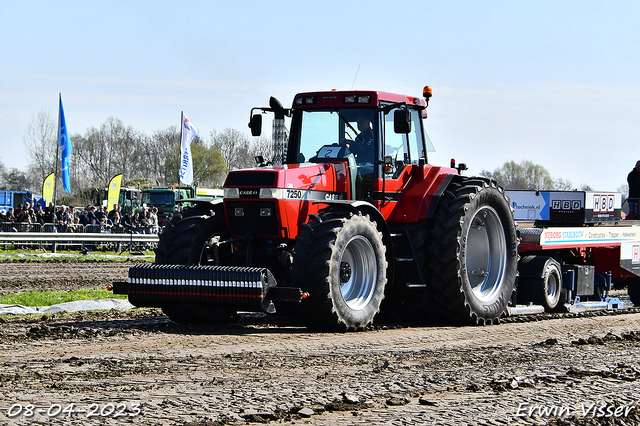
left=0, top=232, right=159, bottom=253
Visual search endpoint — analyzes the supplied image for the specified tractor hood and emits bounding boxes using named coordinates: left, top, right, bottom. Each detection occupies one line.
left=223, top=162, right=352, bottom=201
left=222, top=162, right=353, bottom=239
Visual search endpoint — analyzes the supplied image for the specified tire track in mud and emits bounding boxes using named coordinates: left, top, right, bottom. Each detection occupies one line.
left=0, top=260, right=137, bottom=293
left=0, top=308, right=639, bottom=425
left=0, top=261, right=639, bottom=425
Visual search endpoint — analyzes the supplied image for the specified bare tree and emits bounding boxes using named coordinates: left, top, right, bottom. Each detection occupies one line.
left=19, top=114, right=274, bottom=196
left=145, top=126, right=180, bottom=185
left=73, top=117, right=146, bottom=189
left=102, top=117, right=143, bottom=185
left=23, top=111, right=57, bottom=185
left=250, top=135, right=273, bottom=163
left=0, top=168, right=32, bottom=191
left=22, top=110, right=78, bottom=196
left=618, top=183, right=629, bottom=198
left=210, top=128, right=254, bottom=171
left=553, top=178, right=574, bottom=190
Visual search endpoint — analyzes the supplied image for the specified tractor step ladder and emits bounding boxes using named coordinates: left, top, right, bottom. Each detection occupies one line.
left=391, top=231, right=426, bottom=288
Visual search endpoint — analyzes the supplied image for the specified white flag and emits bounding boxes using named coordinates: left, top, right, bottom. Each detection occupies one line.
left=179, top=115, right=198, bottom=185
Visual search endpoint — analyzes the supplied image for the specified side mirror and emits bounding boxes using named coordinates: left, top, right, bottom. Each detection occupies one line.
left=249, top=114, right=262, bottom=137
left=383, top=155, right=394, bottom=175
left=393, top=109, right=411, bottom=134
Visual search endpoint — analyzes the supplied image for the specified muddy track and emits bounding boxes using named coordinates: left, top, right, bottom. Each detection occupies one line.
left=0, top=261, right=639, bottom=426
left=0, top=260, right=137, bottom=293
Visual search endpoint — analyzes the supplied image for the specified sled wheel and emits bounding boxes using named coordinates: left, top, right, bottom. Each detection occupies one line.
left=628, top=278, right=640, bottom=307
left=518, top=256, right=564, bottom=312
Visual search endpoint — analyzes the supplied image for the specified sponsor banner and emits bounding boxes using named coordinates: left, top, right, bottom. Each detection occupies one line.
left=507, top=190, right=622, bottom=223
left=179, top=115, right=197, bottom=185
left=507, top=190, right=550, bottom=221
left=620, top=241, right=640, bottom=276
left=537, top=227, right=640, bottom=247
left=42, top=173, right=55, bottom=206
left=107, top=174, right=123, bottom=210
left=584, top=192, right=622, bottom=221
left=58, top=95, right=72, bottom=195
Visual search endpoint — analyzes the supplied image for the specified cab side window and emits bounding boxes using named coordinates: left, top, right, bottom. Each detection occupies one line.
left=409, top=109, right=425, bottom=164
left=383, top=109, right=407, bottom=177
left=383, top=107, right=424, bottom=177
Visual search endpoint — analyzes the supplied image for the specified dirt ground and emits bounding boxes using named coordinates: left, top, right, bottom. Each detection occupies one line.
left=0, top=260, right=639, bottom=426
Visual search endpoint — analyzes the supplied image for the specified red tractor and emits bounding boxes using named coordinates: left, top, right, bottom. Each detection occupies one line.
left=117, top=87, right=518, bottom=330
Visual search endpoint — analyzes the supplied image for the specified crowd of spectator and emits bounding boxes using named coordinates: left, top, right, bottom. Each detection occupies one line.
left=0, top=201, right=161, bottom=234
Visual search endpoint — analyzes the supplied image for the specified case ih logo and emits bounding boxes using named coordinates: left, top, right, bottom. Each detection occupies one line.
left=551, top=200, right=581, bottom=210
left=593, top=194, right=615, bottom=213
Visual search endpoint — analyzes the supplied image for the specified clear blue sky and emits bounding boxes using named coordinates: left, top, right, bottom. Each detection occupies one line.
left=1, top=0, right=639, bottom=191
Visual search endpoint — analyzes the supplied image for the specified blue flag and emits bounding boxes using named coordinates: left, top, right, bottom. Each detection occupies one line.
left=58, top=94, right=72, bottom=195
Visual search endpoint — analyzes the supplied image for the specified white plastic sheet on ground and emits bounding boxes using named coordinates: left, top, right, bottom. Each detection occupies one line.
left=0, top=299, right=135, bottom=316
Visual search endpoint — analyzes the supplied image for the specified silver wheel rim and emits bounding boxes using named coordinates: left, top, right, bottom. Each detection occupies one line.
left=465, top=206, right=507, bottom=302
left=339, top=235, right=377, bottom=310
left=547, top=272, right=559, bottom=301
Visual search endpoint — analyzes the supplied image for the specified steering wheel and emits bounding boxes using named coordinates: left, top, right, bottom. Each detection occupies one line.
left=348, top=141, right=365, bottom=159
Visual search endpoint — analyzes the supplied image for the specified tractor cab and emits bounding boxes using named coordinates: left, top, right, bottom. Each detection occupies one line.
left=288, top=90, right=431, bottom=205
left=250, top=89, right=433, bottom=205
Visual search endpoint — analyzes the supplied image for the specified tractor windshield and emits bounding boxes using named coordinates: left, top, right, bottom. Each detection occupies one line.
left=142, top=192, right=174, bottom=206
left=293, top=108, right=377, bottom=165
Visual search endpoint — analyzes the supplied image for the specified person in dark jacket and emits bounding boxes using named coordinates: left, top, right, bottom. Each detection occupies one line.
left=627, top=160, right=640, bottom=218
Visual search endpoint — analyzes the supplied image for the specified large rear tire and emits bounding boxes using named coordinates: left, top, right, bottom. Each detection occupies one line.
left=291, top=209, right=387, bottom=331
left=427, top=177, right=518, bottom=325
left=628, top=279, right=640, bottom=307
left=154, top=206, right=236, bottom=324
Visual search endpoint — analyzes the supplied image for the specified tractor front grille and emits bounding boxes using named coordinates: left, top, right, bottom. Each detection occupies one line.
left=225, top=200, right=279, bottom=236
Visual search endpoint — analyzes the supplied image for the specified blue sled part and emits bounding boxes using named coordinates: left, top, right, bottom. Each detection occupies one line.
left=565, top=297, right=624, bottom=313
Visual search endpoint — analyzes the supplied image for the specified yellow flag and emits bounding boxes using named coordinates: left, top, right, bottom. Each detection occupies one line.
left=42, top=173, right=55, bottom=206
left=107, top=174, right=123, bottom=211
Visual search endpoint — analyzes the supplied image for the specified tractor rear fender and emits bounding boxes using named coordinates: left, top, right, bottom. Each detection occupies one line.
left=176, top=197, right=224, bottom=210
left=424, top=173, right=455, bottom=220
left=312, top=199, right=395, bottom=287
left=384, top=169, right=456, bottom=224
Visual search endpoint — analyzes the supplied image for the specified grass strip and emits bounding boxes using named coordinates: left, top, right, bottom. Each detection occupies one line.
left=0, top=248, right=155, bottom=261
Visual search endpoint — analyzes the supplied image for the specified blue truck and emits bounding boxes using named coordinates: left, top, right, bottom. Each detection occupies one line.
left=0, top=190, right=33, bottom=211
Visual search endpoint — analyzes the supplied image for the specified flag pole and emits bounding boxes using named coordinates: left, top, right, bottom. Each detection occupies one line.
left=179, top=111, right=184, bottom=187
left=51, top=93, right=62, bottom=252
left=53, top=94, right=61, bottom=226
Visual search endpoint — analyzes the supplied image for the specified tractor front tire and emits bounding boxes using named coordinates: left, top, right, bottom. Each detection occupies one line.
left=291, top=209, right=387, bottom=331
left=155, top=207, right=225, bottom=265
left=154, top=206, right=236, bottom=324
left=427, top=177, right=518, bottom=325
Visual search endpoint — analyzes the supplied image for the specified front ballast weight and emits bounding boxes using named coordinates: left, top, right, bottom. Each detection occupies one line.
left=113, top=264, right=304, bottom=314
